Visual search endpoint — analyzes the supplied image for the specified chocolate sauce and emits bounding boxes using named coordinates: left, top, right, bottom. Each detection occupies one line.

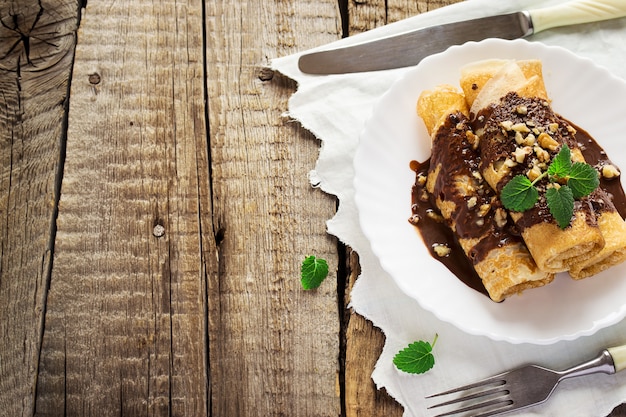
left=409, top=95, right=626, bottom=297
left=572, top=122, right=626, bottom=219
left=410, top=159, right=488, bottom=296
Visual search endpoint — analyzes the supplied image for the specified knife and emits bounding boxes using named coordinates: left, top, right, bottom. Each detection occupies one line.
left=298, top=0, right=626, bottom=74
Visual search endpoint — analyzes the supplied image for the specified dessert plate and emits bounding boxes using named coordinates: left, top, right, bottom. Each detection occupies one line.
left=354, top=38, right=626, bottom=344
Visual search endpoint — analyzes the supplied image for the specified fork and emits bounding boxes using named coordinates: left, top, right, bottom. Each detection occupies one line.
left=426, top=344, right=626, bottom=417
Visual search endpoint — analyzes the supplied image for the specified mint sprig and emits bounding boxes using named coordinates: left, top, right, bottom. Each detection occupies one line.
left=499, top=175, right=538, bottom=212
left=546, top=185, right=574, bottom=229
left=500, top=144, right=599, bottom=229
left=300, top=255, right=329, bottom=290
left=393, top=334, right=438, bottom=374
left=568, top=162, right=600, bottom=198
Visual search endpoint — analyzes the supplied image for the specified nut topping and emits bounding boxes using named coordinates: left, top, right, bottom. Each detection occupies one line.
left=537, top=132, right=559, bottom=152
left=602, top=164, right=621, bottom=179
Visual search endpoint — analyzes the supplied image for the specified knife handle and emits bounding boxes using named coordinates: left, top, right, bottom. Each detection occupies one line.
left=529, top=0, right=626, bottom=34
left=608, top=344, right=626, bottom=372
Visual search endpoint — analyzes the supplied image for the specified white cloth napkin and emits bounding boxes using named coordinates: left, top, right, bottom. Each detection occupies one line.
left=272, top=1, right=626, bottom=415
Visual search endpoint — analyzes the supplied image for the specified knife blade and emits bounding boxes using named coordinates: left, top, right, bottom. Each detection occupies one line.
left=298, top=0, right=626, bottom=74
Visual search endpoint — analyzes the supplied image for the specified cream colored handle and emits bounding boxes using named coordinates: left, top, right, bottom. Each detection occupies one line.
left=529, top=0, right=626, bottom=34
left=608, top=345, right=626, bottom=372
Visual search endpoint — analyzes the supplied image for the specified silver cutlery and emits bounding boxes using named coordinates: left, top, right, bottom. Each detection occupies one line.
left=298, top=0, right=626, bottom=74
left=427, top=344, right=626, bottom=416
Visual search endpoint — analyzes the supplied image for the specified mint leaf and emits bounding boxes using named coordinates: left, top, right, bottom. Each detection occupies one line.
left=499, top=142, right=600, bottom=228
left=547, top=144, right=572, bottom=179
left=393, top=334, right=438, bottom=374
left=500, top=175, right=539, bottom=212
left=546, top=186, right=574, bottom=229
left=300, top=255, right=329, bottom=290
left=568, top=162, right=599, bottom=199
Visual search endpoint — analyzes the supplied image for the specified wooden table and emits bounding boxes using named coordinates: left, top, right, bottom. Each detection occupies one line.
left=1, top=0, right=625, bottom=415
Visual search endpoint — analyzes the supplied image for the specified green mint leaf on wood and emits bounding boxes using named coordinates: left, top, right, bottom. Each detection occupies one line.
left=568, top=162, right=599, bottom=199
left=547, top=143, right=572, bottom=179
left=300, top=255, right=329, bottom=290
left=546, top=185, right=574, bottom=229
left=393, top=334, right=438, bottom=374
left=500, top=175, right=539, bottom=212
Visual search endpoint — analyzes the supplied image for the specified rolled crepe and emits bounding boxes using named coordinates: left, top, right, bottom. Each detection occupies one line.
left=568, top=189, right=626, bottom=279
left=461, top=60, right=605, bottom=273
left=417, top=85, right=554, bottom=302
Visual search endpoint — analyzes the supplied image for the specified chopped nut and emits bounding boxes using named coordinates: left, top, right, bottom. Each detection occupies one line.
left=477, top=203, right=491, bottom=217
left=534, top=146, right=551, bottom=163
left=516, top=105, right=528, bottom=115
left=475, top=218, right=485, bottom=227
left=500, top=120, right=514, bottom=131
left=417, top=173, right=427, bottom=186
left=426, top=210, right=445, bottom=223
left=494, top=208, right=508, bottom=228
left=511, top=122, right=531, bottom=133
left=466, top=131, right=479, bottom=150
left=467, top=196, right=478, bottom=209
left=537, top=132, right=559, bottom=151
left=524, top=133, right=536, bottom=146
left=602, top=164, right=621, bottom=179
left=567, top=125, right=577, bottom=135
left=548, top=123, right=559, bottom=133
left=471, top=171, right=483, bottom=182
left=512, top=146, right=532, bottom=163
left=420, top=189, right=429, bottom=202
left=527, top=165, right=543, bottom=182
left=503, top=158, right=517, bottom=168
left=432, top=243, right=451, bottom=257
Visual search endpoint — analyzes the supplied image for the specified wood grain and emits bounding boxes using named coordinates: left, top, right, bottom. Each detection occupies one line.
left=35, top=1, right=210, bottom=415
left=29, top=0, right=341, bottom=416
left=0, top=1, right=79, bottom=415
left=203, top=1, right=341, bottom=415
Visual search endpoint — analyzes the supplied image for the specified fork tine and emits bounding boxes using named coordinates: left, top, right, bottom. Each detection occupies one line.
left=426, top=374, right=506, bottom=398
left=426, top=374, right=511, bottom=417
left=428, top=386, right=507, bottom=408
left=430, top=397, right=513, bottom=417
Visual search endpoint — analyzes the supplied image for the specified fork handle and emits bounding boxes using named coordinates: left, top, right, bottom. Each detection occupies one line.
left=608, top=345, right=626, bottom=372
left=559, top=345, right=626, bottom=382
left=557, top=349, right=615, bottom=382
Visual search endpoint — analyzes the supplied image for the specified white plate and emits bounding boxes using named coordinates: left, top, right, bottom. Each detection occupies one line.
left=354, top=38, right=626, bottom=345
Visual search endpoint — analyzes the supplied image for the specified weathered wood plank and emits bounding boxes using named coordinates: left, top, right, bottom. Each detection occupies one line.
left=203, top=0, right=341, bottom=415
left=35, top=1, right=209, bottom=415
left=0, top=1, right=79, bottom=415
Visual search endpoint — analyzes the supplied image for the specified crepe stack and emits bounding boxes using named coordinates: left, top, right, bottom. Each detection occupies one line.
left=416, top=85, right=554, bottom=302
left=460, top=59, right=626, bottom=277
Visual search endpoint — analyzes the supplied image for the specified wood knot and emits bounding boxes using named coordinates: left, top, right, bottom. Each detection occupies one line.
left=88, top=73, right=101, bottom=84
left=152, top=224, right=165, bottom=238
left=0, top=3, right=77, bottom=72
left=258, top=67, right=274, bottom=81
